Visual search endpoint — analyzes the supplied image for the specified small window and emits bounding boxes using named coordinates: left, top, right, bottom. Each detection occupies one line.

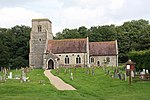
left=90, top=57, right=94, bottom=63
left=76, top=55, right=81, bottom=64
left=65, top=55, right=69, bottom=64
left=38, top=25, right=42, bottom=32
left=39, top=39, right=41, bottom=41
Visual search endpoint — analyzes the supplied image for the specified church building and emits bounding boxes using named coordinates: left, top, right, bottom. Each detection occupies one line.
left=29, top=18, right=118, bottom=69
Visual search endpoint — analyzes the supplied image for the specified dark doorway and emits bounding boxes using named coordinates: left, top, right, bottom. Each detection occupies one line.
left=48, top=59, right=54, bottom=69
left=97, top=61, right=100, bottom=66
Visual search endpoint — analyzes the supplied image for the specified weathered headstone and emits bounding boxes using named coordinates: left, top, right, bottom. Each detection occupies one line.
left=57, top=68, right=59, bottom=75
left=118, top=73, right=122, bottom=80
left=16, top=68, right=18, bottom=72
left=1, top=67, right=3, bottom=72
left=124, top=73, right=127, bottom=81
left=15, top=75, right=20, bottom=79
left=86, top=68, right=90, bottom=74
left=68, top=69, right=71, bottom=73
left=0, top=76, right=2, bottom=81
left=92, top=68, right=95, bottom=75
left=74, top=67, right=76, bottom=74
left=21, top=69, right=26, bottom=82
left=107, top=70, right=110, bottom=75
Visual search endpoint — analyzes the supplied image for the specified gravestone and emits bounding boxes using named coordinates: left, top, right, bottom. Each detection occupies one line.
left=92, top=68, right=94, bottom=75
left=68, top=69, right=71, bottom=73
left=146, top=70, right=149, bottom=74
left=131, top=71, right=134, bottom=78
left=56, top=68, right=59, bottom=75
left=70, top=72, right=73, bottom=80
left=124, top=73, right=127, bottom=81
left=1, top=67, right=3, bottom=72
left=118, top=73, right=122, bottom=80
left=64, top=68, right=68, bottom=74
left=21, top=69, right=26, bottom=82
left=107, top=70, right=110, bottom=75
left=86, top=68, right=90, bottom=74
left=74, top=68, right=76, bottom=74
left=0, top=76, right=2, bottom=81
left=15, top=75, right=20, bottom=79
left=16, top=68, right=18, bottom=72
left=8, top=72, right=12, bottom=79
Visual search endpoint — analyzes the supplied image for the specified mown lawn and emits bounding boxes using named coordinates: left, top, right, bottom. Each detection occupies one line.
left=0, top=68, right=150, bottom=100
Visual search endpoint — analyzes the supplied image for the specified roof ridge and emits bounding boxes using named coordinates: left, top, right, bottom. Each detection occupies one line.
left=90, top=41, right=116, bottom=43
left=48, top=38, right=87, bottom=42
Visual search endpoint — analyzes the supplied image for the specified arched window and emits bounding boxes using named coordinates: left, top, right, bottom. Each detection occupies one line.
left=65, top=55, right=69, bottom=64
left=76, top=55, right=81, bottom=64
left=38, top=25, right=42, bottom=32
left=90, top=57, right=94, bottom=63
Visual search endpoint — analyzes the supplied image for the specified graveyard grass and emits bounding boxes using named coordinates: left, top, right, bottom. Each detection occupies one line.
left=0, top=68, right=150, bottom=100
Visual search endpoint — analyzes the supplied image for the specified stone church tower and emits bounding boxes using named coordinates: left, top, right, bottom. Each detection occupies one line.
left=29, top=18, right=53, bottom=68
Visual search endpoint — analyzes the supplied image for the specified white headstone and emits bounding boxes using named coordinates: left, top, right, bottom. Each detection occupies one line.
left=131, top=71, right=134, bottom=77
left=23, top=76, right=26, bottom=82
left=10, top=72, right=12, bottom=79
left=71, top=72, right=73, bottom=80
left=146, top=70, right=149, bottom=74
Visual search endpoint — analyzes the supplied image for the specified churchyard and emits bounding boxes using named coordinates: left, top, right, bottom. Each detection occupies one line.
left=0, top=67, right=150, bottom=100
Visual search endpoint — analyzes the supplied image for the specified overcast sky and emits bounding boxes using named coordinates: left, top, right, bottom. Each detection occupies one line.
left=0, top=0, right=150, bottom=34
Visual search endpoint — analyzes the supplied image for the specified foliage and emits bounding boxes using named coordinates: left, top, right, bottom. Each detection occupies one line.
left=0, top=25, right=31, bottom=68
left=128, top=50, right=150, bottom=70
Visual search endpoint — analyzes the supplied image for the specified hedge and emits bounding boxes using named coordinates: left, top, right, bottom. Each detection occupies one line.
left=128, top=50, right=150, bottom=70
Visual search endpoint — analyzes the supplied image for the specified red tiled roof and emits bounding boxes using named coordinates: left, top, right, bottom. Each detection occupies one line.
left=47, top=38, right=87, bottom=53
left=89, top=41, right=117, bottom=56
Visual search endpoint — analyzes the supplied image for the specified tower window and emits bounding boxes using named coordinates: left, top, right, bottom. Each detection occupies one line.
left=65, top=55, right=69, bottom=64
left=76, top=55, right=81, bottom=64
left=38, top=25, right=42, bottom=32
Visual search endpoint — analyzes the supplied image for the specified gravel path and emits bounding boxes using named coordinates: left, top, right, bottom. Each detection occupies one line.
left=44, top=70, right=76, bottom=90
